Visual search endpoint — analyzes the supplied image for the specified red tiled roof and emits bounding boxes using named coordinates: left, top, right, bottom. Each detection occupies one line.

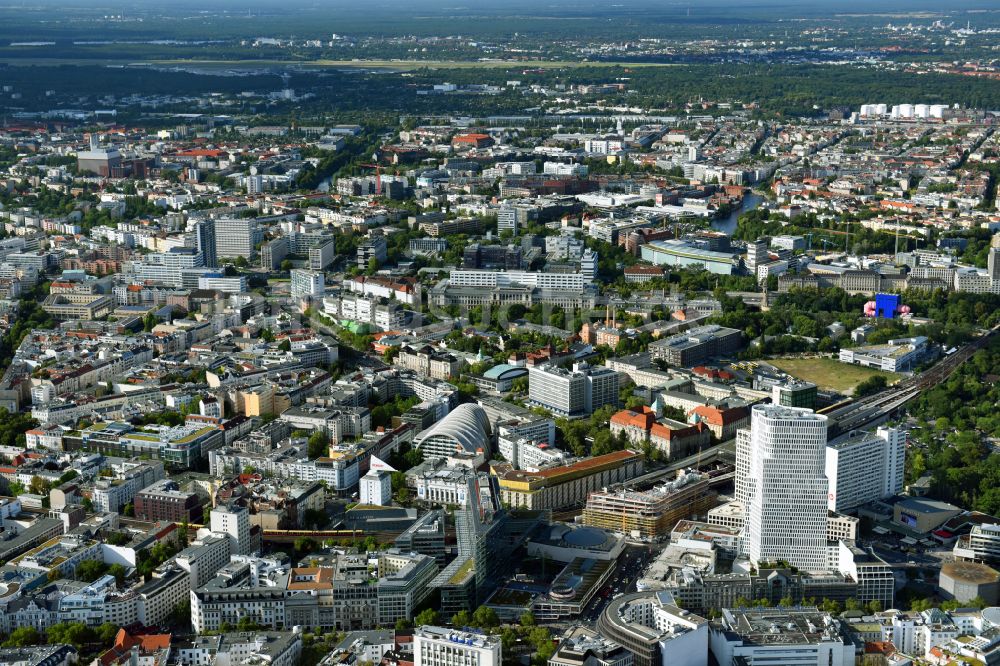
left=176, top=149, right=224, bottom=158
left=650, top=421, right=705, bottom=440
left=535, top=449, right=639, bottom=478
left=99, top=629, right=172, bottom=666
left=623, top=265, right=664, bottom=275
left=689, top=405, right=748, bottom=426
left=610, top=408, right=655, bottom=431
left=864, top=641, right=896, bottom=655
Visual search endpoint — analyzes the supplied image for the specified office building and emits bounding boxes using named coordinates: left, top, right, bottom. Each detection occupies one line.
left=291, top=269, right=325, bottom=299
left=623, top=265, right=666, bottom=283
left=497, top=436, right=569, bottom=471
left=740, top=405, right=829, bottom=571
left=988, top=235, right=1000, bottom=282
left=91, top=460, right=165, bottom=513
left=176, top=533, right=234, bottom=589
left=838, top=336, right=928, bottom=373
left=583, top=472, right=717, bottom=539
left=409, top=237, right=448, bottom=256
left=214, top=218, right=259, bottom=260
left=131, top=247, right=205, bottom=287
left=771, top=235, right=806, bottom=252
left=196, top=272, right=247, bottom=293
left=347, top=275, right=422, bottom=306
left=81, top=421, right=224, bottom=469
left=709, top=607, right=853, bottom=666
left=955, top=523, right=1000, bottom=565
left=745, top=237, right=770, bottom=275
left=448, top=269, right=589, bottom=290
left=358, top=235, right=388, bottom=269
left=41, top=293, right=115, bottom=320
left=549, top=630, right=633, bottom=666
left=395, top=345, right=463, bottom=381
left=493, top=450, right=643, bottom=511
left=325, top=292, right=406, bottom=332
left=771, top=380, right=817, bottom=410
left=309, top=240, right=336, bottom=271
left=648, top=326, right=742, bottom=367
left=596, top=591, right=708, bottom=666
left=174, top=632, right=301, bottom=666
left=261, top=236, right=289, bottom=270
left=670, top=567, right=864, bottom=615
left=394, top=510, right=447, bottom=564
left=527, top=362, right=619, bottom=417
left=580, top=249, right=598, bottom=281
left=825, top=426, right=905, bottom=512
left=414, top=626, right=501, bottom=666
left=210, top=503, right=251, bottom=556
left=194, top=219, right=218, bottom=268
left=462, top=243, right=522, bottom=270
left=428, top=476, right=510, bottom=614
left=192, top=552, right=436, bottom=633
left=837, top=541, right=895, bottom=608
left=420, top=218, right=483, bottom=237
left=247, top=174, right=264, bottom=194
left=640, top=239, right=739, bottom=275
left=361, top=468, right=393, bottom=506
left=134, top=479, right=204, bottom=523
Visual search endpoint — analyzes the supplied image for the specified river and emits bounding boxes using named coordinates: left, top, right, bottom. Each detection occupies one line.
left=711, top=191, right=765, bottom=236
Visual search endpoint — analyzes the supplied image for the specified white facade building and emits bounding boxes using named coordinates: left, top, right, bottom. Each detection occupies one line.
left=210, top=504, right=251, bottom=556
left=323, top=293, right=407, bottom=332
left=740, top=405, right=830, bottom=571
left=709, top=608, right=853, bottom=666
left=414, top=626, right=501, bottom=666
left=825, top=426, right=906, bottom=512
left=527, top=362, right=619, bottom=418
left=291, top=269, right=325, bottom=299
left=214, top=218, right=260, bottom=260
left=361, top=468, right=393, bottom=506
left=448, top=269, right=589, bottom=290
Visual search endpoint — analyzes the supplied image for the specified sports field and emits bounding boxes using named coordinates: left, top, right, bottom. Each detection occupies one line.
left=768, top=356, right=899, bottom=394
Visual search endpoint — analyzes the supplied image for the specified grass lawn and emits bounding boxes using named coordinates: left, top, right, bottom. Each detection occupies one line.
left=768, top=356, right=900, bottom=394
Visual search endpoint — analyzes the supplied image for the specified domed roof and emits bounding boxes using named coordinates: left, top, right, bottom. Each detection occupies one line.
left=415, top=403, right=491, bottom=456
left=562, top=526, right=609, bottom=548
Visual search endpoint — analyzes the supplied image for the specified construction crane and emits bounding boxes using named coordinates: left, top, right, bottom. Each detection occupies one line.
left=359, top=163, right=382, bottom=197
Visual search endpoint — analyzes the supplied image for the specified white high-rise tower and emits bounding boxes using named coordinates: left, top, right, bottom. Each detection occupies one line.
left=210, top=503, right=251, bottom=556
left=741, top=405, right=829, bottom=571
